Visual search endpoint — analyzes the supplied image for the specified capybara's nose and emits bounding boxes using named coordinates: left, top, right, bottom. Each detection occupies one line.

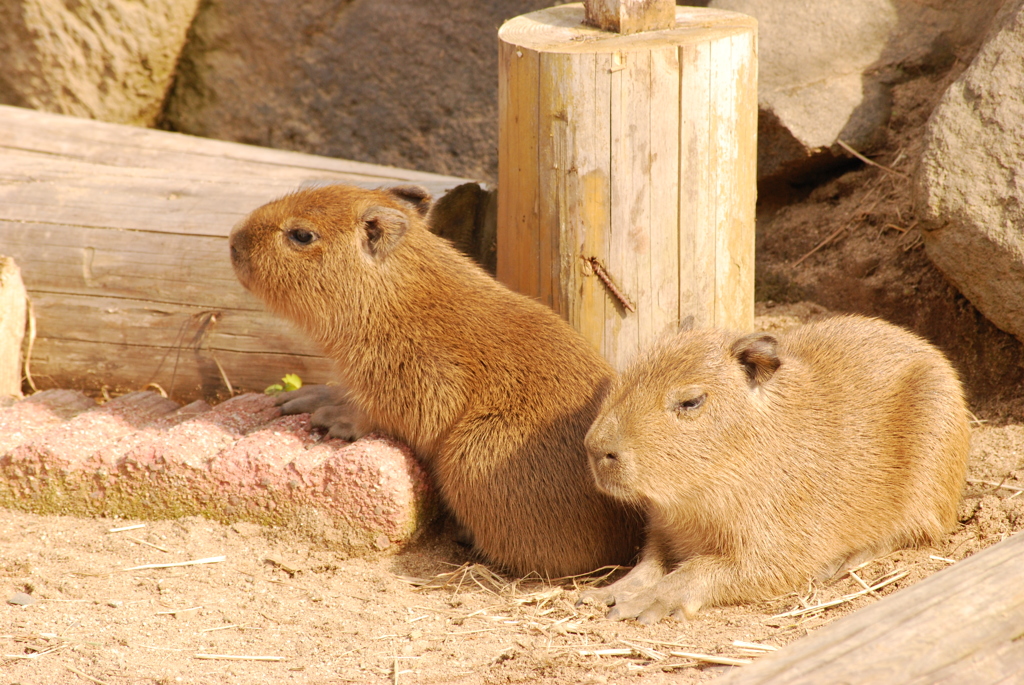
left=229, top=233, right=244, bottom=266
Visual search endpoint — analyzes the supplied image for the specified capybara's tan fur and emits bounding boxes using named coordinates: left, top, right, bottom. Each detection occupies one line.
left=581, top=316, right=970, bottom=623
left=229, top=183, right=643, bottom=576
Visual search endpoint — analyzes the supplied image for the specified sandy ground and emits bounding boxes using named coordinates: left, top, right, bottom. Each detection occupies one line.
left=3, top=419, right=1023, bottom=685
left=6, top=15, right=1024, bottom=685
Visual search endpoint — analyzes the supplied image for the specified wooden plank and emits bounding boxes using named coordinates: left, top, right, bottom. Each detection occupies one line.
left=537, top=53, right=562, bottom=313
left=715, top=531, right=1024, bottom=685
left=0, top=148, right=458, bottom=237
left=0, top=221, right=242, bottom=308
left=0, top=258, right=26, bottom=397
left=0, top=105, right=472, bottom=401
left=26, top=293, right=321, bottom=356
left=709, top=29, right=756, bottom=331
left=577, top=53, right=613, bottom=357
left=648, top=46, right=681, bottom=342
left=607, top=48, right=648, bottom=370
left=32, top=339, right=335, bottom=402
left=0, top=104, right=464, bottom=189
left=678, top=39, right=715, bottom=329
left=542, top=49, right=611, bottom=337
left=496, top=40, right=541, bottom=298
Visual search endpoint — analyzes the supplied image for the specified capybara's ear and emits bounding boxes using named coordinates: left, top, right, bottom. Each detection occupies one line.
left=386, top=184, right=432, bottom=216
left=360, top=206, right=410, bottom=260
left=730, top=333, right=780, bottom=387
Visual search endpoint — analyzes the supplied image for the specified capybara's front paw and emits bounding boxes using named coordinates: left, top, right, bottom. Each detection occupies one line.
left=577, top=584, right=619, bottom=608
left=577, top=564, right=664, bottom=612
left=309, top=403, right=370, bottom=441
left=276, top=385, right=370, bottom=441
left=604, top=586, right=687, bottom=625
left=275, top=385, right=341, bottom=414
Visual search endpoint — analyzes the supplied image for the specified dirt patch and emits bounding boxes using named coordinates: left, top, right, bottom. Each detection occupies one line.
left=2, top=419, right=1022, bottom=684
left=755, top=67, right=1024, bottom=423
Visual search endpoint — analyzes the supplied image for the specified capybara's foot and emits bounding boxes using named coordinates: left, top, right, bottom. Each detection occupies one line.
left=276, top=385, right=370, bottom=441
left=275, top=385, right=340, bottom=413
left=603, top=584, right=689, bottom=625
left=577, top=559, right=664, bottom=611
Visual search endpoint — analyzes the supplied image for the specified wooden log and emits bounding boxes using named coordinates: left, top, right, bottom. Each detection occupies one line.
left=0, top=105, right=471, bottom=402
left=715, top=531, right=1024, bottom=684
left=584, top=0, right=675, bottom=34
left=498, top=4, right=757, bottom=370
left=0, top=257, right=27, bottom=398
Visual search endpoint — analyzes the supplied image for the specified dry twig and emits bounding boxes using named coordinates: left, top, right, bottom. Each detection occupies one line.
left=119, top=556, right=225, bottom=572
left=195, top=654, right=286, bottom=662
left=125, top=536, right=170, bottom=553
left=669, top=651, right=753, bottom=666
left=732, top=640, right=779, bottom=653
left=835, top=139, right=910, bottom=178
left=586, top=256, right=635, bottom=313
left=65, top=664, right=110, bottom=685
left=773, top=569, right=907, bottom=618
left=967, top=478, right=1024, bottom=493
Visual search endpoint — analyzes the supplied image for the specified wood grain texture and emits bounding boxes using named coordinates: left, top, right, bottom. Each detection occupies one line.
left=0, top=257, right=26, bottom=397
left=497, top=40, right=541, bottom=298
left=584, top=0, right=676, bottom=34
left=498, top=4, right=756, bottom=370
left=715, top=531, right=1024, bottom=684
left=0, top=105, right=469, bottom=401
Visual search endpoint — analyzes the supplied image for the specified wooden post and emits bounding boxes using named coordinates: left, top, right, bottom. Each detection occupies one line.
left=0, top=256, right=26, bottom=398
left=497, top=3, right=757, bottom=371
left=584, top=0, right=675, bottom=35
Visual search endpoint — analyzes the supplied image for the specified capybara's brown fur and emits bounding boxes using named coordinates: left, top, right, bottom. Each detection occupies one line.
left=580, top=316, right=970, bottom=623
left=229, top=183, right=643, bottom=576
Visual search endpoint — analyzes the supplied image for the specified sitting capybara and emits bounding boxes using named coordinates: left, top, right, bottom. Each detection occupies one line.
left=580, top=315, right=970, bottom=623
left=229, top=183, right=643, bottom=576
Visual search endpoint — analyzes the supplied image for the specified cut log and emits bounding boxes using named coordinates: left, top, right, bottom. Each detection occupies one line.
left=715, top=531, right=1024, bottom=684
left=0, top=257, right=27, bottom=398
left=0, top=105, right=471, bottom=402
left=498, top=4, right=757, bottom=370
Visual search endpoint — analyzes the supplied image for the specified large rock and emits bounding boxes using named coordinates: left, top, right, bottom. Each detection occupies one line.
left=163, top=0, right=555, bottom=183
left=915, top=0, right=1024, bottom=345
left=706, top=0, right=1004, bottom=181
left=0, top=0, right=201, bottom=126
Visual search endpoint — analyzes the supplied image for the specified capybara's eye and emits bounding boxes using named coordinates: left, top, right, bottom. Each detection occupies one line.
left=675, top=394, right=706, bottom=413
left=287, top=227, right=319, bottom=246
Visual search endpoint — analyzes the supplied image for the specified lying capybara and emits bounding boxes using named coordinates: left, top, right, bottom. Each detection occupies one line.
left=229, top=183, right=643, bottom=576
left=580, top=315, right=970, bottom=623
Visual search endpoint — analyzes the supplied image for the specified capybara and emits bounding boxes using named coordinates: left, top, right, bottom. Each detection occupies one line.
left=229, top=183, right=643, bottom=576
left=580, top=315, right=970, bottom=623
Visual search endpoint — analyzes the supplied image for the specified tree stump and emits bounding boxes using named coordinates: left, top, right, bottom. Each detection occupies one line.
left=497, top=3, right=757, bottom=370
left=0, top=256, right=27, bottom=398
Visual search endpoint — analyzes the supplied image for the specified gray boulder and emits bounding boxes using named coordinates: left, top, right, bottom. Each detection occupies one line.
left=707, top=0, right=1004, bottom=181
left=0, top=0, right=200, bottom=126
left=915, top=0, right=1024, bottom=345
left=164, top=0, right=555, bottom=182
